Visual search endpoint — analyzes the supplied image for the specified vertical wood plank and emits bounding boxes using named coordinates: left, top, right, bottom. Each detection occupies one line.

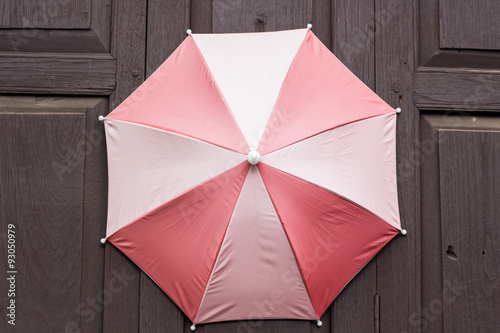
left=332, top=0, right=375, bottom=87
left=146, top=0, right=190, bottom=75
left=374, top=0, right=420, bottom=332
left=212, top=0, right=311, bottom=33
left=419, top=116, right=444, bottom=333
left=418, top=0, right=439, bottom=66
left=104, top=0, right=147, bottom=332
left=191, top=0, right=213, bottom=33
left=80, top=99, right=109, bottom=333
left=330, top=1, right=377, bottom=332
left=311, top=0, right=331, bottom=50
left=140, top=1, right=190, bottom=332
left=0, top=112, right=85, bottom=332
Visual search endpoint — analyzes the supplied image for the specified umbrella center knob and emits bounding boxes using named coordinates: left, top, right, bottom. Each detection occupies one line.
left=247, top=150, right=261, bottom=165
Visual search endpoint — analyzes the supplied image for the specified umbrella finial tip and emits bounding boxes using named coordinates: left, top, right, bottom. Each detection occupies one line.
left=247, top=149, right=261, bottom=165
left=307, top=23, right=313, bottom=29
left=316, top=320, right=322, bottom=327
left=396, top=107, right=402, bottom=114
left=401, top=229, right=407, bottom=235
left=186, top=29, right=192, bottom=35
left=98, top=115, right=105, bottom=121
left=190, top=324, right=196, bottom=331
left=100, top=237, right=107, bottom=244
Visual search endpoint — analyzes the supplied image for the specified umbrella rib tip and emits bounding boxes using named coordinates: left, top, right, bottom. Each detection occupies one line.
left=100, top=237, right=107, bottom=244
left=401, top=229, right=407, bottom=236
left=316, top=320, right=322, bottom=327
left=307, top=23, right=312, bottom=29
left=186, top=29, right=192, bottom=35
left=190, top=324, right=196, bottom=331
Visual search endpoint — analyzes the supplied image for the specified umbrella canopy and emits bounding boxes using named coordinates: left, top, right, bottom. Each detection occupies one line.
left=102, top=28, right=401, bottom=326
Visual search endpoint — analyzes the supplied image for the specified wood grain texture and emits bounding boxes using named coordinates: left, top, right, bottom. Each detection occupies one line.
left=418, top=0, right=439, bottom=66
left=191, top=0, right=213, bottom=33
left=375, top=0, right=420, bottom=332
left=419, top=115, right=444, bottom=333
left=0, top=0, right=90, bottom=29
left=146, top=0, right=189, bottom=77
left=418, top=0, right=500, bottom=69
left=438, top=122, right=500, bottom=333
left=332, top=0, right=374, bottom=85
left=439, top=0, right=500, bottom=50
left=440, top=137, right=499, bottom=328
left=103, top=0, right=147, bottom=332
left=0, top=108, right=85, bottom=332
left=0, top=53, right=116, bottom=95
left=212, top=0, right=311, bottom=33
left=0, top=96, right=109, bottom=333
left=81, top=98, right=109, bottom=333
left=420, top=115, right=500, bottom=332
left=311, top=0, right=331, bottom=49
left=414, top=68, right=500, bottom=111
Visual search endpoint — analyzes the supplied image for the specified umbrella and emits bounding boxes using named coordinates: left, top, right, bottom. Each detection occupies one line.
left=101, top=27, right=402, bottom=328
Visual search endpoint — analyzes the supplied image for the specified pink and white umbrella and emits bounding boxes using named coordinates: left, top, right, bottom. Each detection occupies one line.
left=102, top=27, right=402, bottom=328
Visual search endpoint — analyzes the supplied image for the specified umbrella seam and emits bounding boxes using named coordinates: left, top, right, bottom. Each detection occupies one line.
left=190, top=33, right=250, bottom=154
left=255, top=29, right=310, bottom=154
left=262, top=110, right=395, bottom=156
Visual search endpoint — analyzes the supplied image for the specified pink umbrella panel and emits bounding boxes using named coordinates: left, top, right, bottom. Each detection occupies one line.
left=103, top=28, right=401, bottom=326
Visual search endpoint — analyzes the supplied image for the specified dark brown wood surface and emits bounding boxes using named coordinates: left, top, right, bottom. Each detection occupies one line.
left=1, top=0, right=499, bottom=332
left=439, top=0, right=500, bottom=50
left=421, top=115, right=500, bottom=332
left=0, top=0, right=90, bottom=29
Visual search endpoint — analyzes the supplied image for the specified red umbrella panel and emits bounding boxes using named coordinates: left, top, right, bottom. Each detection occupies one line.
left=102, top=28, right=402, bottom=326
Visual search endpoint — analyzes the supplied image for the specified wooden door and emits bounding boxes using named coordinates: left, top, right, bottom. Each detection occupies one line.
left=417, top=0, right=500, bottom=332
left=1, top=1, right=498, bottom=332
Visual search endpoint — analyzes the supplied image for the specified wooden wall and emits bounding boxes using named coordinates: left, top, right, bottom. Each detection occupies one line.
left=0, top=1, right=499, bottom=332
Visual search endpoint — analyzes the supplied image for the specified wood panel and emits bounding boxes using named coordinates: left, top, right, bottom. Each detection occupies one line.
left=103, top=0, right=147, bottom=332
left=439, top=0, right=500, bottom=50
left=414, top=68, right=500, bottom=111
left=418, top=0, right=500, bottom=69
left=0, top=53, right=116, bottom=95
left=0, top=0, right=90, bottom=29
left=420, top=114, right=500, bottom=332
left=439, top=128, right=500, bottom=333
left=375, top=0, right=420, bottom=332
left=0, top=96, right=107, bottom=332
left=0, top=0, right=111, bottom=53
